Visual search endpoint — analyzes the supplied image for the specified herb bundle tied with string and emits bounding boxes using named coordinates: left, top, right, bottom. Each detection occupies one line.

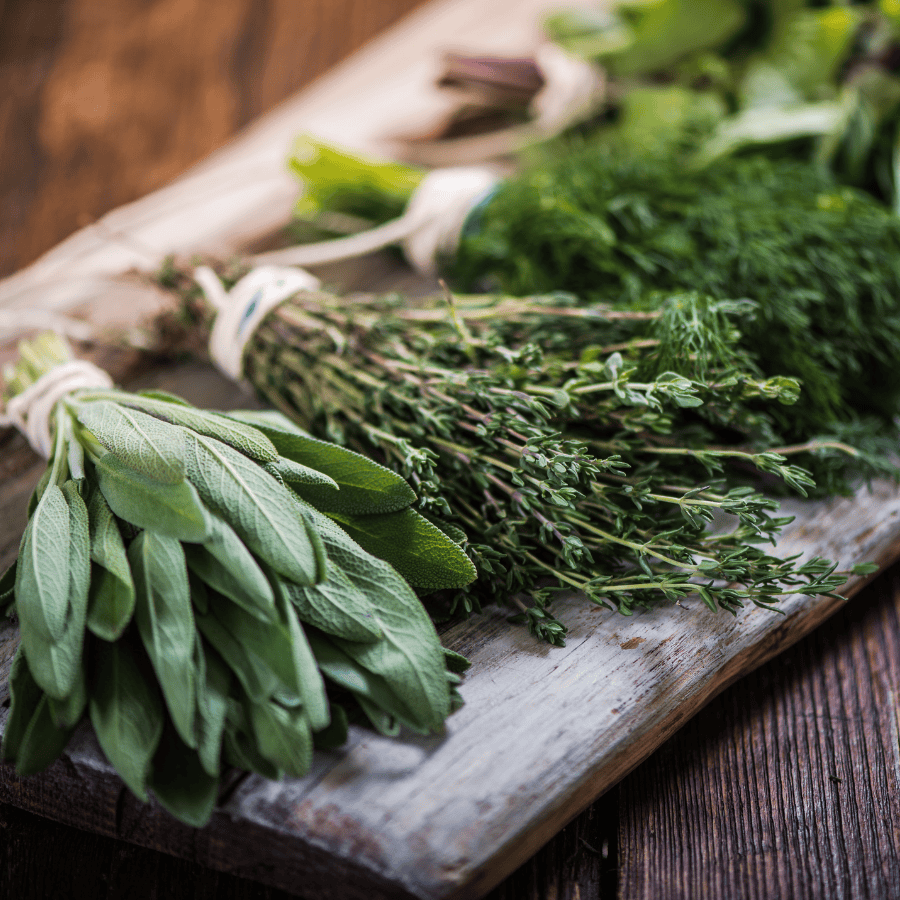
left=0, top=333, right=474, bottom=826
left=163, top=268, right=868, bottom=646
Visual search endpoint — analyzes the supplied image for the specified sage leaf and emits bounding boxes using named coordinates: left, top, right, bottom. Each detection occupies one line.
left=184, top=513, right=276, bottom=622
left=223, top=711, right=280, bottom=781
left=150, top=724, right=219, bottom=829
left=183, top=432, right=320, bottom=586
left=196, top=609, right=281, bottom=704
left=130, top=531, right=197, bottom=748
left=230, top=413, right=416, bottom=515
left=308, top=632, right=444, bottom=735
left=136, top=389, right=193, bottom=406
left=204, top=594, right=310, bottom=707
left=95, top=453, right=211, bottom=542
left=16, top=482, right=90, bottom=700
left=86, top=485, right=135, bottom=640
left=273, top=581, right=329, bottom=731
left=1, top=649, right=42, bottom=763
left=16, top=484, right=70, bottom=642
left=121, top=395, right=280, bottom=464
left=194, top=638, right=230, bottom=778
left=47, top=657, right=87, bottom=729
left=332, top=569, right=452, bottom=733
left=329, top=507, right=477, bottom=591
left=89, top=639, right=164, bottom=802
left=266, top=457, right=339, bottom=489
left=15, top=694, right=75, bottom=776
left=62, top=478, right=91, bottom=629
left=77, top=401, right=186, bottom=483
left=281, top=507, right=391, bottom=643
left=248, top=700, right=313, bottom=777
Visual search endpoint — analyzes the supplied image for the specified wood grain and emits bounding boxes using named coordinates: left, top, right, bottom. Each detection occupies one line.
left=0, top=0, right=428, bottom=278
left=617, top=568, right=900, bottom=900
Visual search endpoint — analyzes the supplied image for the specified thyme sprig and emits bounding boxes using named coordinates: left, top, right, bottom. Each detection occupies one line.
left=188, top=286, right=862, bottom=645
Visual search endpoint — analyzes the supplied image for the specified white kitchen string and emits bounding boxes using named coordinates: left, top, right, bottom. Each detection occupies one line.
left=528, top=43, right=606, bottom=139
left=252, top=165, right=499, bottom=275
left=195, top=264, right=321, bottom=380
left=1, top=360, right=113, bottom=457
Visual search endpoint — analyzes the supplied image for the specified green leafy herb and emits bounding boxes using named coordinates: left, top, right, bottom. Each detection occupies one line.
left=1, top=333, right=475, bottom=827
left=163, top=281, right=860, bottom=647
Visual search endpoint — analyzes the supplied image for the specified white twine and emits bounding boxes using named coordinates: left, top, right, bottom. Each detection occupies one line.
left=1, top=360, right=113, bottom=458
left=529, top=43, right=605, bottom=138
left=398, top=166, right=499, bottom=274
left=196, top=264, right=321, bottom=380
left=253, top=165, right=499, bottom=276
left=395, top=43, right=606, bottom=168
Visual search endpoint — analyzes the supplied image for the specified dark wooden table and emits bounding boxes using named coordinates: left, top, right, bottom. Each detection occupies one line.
left=1, top=2, right=898, bottom=897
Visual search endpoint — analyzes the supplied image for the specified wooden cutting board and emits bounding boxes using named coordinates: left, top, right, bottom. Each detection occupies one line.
left=1, top=1, right=898, bottom=898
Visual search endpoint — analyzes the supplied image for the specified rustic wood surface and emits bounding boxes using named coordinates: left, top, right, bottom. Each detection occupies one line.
left=1, top=1, right=899, bottom=898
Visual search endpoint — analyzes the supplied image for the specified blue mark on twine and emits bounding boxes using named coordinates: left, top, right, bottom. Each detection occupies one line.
left=238, top=289, right=264, bottom=334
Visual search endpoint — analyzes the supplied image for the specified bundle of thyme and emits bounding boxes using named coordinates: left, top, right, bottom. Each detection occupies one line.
left=166, top=277, right=865, bottom=646
left=0, top=334, right=473, bottom=825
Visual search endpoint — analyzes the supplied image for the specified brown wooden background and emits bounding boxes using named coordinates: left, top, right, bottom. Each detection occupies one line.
left=1, top=1, right=899, bottom=897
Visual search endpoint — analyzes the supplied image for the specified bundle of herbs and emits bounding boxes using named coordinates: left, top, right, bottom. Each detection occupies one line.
left=0, top=333, right=474, bottom=826
left=163, top=271, right=863, bottom=646
left=275, top=137, right=900, bottom=492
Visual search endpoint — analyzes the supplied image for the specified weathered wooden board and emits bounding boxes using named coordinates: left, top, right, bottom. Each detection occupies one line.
left=2, top=0, right=900, bottom=899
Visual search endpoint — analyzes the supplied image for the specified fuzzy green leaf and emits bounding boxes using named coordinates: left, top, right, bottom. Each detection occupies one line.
left=150, top=725, right=219, bottom=828
left=184, top=513, right=276, bottom=622
left=89, top=640, right=165, bottom=802
left=330, top=507, right=477, bottom=591
left=86, top=486, right=135, bottom=640
left=77, top=401, right=186, bottom=483
left=183, top=432, right=320, bottom=586
left=311, top=516, right=454, bottom=731
left=130, top=531, right=197, bottom=749
left=266, top=457, right=339, bottom=489
left=195, top=611, right=280, bottom=704
left=120, top=394, right=280, bottom=464
left=282, top=505, right=390, bottom=643
left=273, top=580, right=329, bottom=731
left=308, top=633, right=425, bottom=735
left=222, top=714, right=280, bottom=781
left=16, top=482, right=90, bottom=700
left=14, top=694, right=75, bottom=776
left=194, top=638, right=230, bottom=777
left=47, top=658, right=87, bottom=730
left=231, top=413, right=416, bottom=515
left=95, top=453, right=211, bottom=542
left=248, top=700, right=313, bottom=777
left=16, top=484, right=70, bottom=641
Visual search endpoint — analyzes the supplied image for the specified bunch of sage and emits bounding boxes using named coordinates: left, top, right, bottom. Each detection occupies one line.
left=0, top=333, right=474, bottom=827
